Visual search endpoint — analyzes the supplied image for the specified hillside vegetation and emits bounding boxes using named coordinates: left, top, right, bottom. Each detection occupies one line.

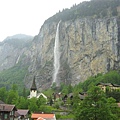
left=2, top=34, right=33, bottom=48
left=0, top=62, right=28, bottom=95
left=45, top=0, right=120, bottom=23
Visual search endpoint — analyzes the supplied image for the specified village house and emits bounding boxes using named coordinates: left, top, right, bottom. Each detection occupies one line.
left=52, top=92, right=62, bottom=101
left=96, top=83, right=120, bottom=92
left=31, top=113, right=56, bottom=120
left=63, top=92, right=87, bottom=102
left=0, top=104, right=17, bottom=120
left=15, top=109, right=30, bottom=120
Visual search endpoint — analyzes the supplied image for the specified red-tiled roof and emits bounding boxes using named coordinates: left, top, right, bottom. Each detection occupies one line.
left=31, top=113, right=55, bottom=119
left=0, top=104, right=17, bottom=112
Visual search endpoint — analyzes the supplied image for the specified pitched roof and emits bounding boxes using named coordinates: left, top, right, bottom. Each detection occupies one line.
left=96, top=83, right=112, bottom=86
left=0, top=100, right=5, bottom=104
left=96, top=83, right=120, bottom=87
left=31, top=113, right=56, bottom=120
left=15, top=109, right=29, bottom=116
left=31, top=76, right=37, bottom=90
left=37, top=93, right=47, bottom=99
left=0, top=104, right=17, bottom=112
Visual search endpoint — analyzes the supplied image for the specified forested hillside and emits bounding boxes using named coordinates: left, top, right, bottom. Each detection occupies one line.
left=45, top=0, right=120, bottom=23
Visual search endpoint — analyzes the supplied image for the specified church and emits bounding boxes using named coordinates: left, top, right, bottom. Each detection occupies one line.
left=28, top=76, right=47, bottom=100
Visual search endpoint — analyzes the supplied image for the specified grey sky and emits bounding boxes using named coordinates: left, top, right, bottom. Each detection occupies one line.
left=0, top=0, right=90, bottom=41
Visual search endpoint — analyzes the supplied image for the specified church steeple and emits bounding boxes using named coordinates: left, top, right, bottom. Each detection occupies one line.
left=31, top=76, right=37, bottom=90
left=29, top=76, right=37, bottom=98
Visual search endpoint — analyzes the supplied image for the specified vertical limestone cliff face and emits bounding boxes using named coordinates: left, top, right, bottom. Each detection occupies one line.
left=59, top=17, right=119, bottom=85
left=25, top=23, right=57, bottom=89
left=25, top=17, right=120, bottom=89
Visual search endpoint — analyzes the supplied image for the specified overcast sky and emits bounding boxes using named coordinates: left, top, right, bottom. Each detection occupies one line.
left=0, top=0, right=90, bottom=41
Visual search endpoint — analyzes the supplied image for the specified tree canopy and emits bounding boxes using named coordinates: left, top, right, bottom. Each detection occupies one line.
left=73, top=86, right=120, bottom=120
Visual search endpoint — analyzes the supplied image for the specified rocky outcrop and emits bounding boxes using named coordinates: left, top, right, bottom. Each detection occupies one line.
left=24, top=17, right=120, bottom=89
left=0, top=34, right=33, bottom=71
left=0, top=18, right=119, bottom=89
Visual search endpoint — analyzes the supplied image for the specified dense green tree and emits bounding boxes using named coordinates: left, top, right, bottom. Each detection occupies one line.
left=11, top=84, right=18, bottom=92
left=106, top=89, right=120, bottom=102
left=6, top=90, right=19, bottom=104
left=0, top=87, right=7, bottom=103
left=37, top=96, right=46, bottom=107
left=67, top=84, right=73, bottom=94
left=49, top=96, right=53, bottom=106
left=22, top=87, right=28, bottom=98
left=28, top=97, right=39, bottom=112
left=74, top=86, right=119, bottom=120
left=17, top=96, right=28, bottom=109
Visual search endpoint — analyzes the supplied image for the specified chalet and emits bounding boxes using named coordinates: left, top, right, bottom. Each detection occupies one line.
left=15, top=109, right=30, bottom=119
left=52, top=93, right=62, bottom=101
left=0, top=104, right=17, bottom=120
left=96, top=83, right=120, bottom=92
left=28, top=76, right=47, bottom=101
left=31, top=113, right=56, bottom=120
left=63, top=92, right=87, bottom=101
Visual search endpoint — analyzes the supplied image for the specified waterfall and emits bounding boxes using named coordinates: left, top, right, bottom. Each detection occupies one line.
left=52, top=21, right=61, bottom=86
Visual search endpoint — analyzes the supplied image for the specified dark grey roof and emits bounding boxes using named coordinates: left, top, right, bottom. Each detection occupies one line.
left=97, top=83, right=111, bottom=86
left=0, top=100, right=5, bottom=104
left=31, top=76, right=37, bottom=90
left=112, top=84, right=120, bottom=87
left=96, top=83, right=120, bottom=87
left=15, top=109, right=29, bottom=117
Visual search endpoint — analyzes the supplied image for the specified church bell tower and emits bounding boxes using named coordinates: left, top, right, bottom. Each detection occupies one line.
left=30, top=76, right=37, bottom=98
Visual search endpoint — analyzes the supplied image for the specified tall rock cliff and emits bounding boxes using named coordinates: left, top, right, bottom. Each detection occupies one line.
left=24, top=17, right=120, bottom=89
left=0, top=0, right=120, bottom=90
left=0, top=34, right=33, bottom=71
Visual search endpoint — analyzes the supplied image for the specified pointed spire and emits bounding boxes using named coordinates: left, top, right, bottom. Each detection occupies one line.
left=31, top=76, right=37, bottom=90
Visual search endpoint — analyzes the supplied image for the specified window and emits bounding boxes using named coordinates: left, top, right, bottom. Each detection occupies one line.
left=4, top=114, right=8, bottom=119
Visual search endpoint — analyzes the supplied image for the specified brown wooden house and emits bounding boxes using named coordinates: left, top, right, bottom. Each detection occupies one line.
left=0, top=104, right=17, bottom=120
left=52, top=93, right=62, bottom=101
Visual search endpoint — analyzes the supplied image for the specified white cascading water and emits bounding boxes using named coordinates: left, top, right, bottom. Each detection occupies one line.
left=52, top=21, right=61, bottom=85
